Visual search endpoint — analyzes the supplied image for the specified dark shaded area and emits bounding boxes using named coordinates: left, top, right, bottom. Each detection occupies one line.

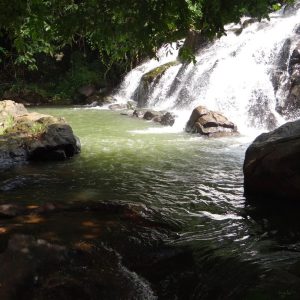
left=1, top=200, right=300, bottom=299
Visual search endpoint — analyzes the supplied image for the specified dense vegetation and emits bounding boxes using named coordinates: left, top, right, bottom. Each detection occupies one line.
left=0, top=0, right=294, bottom=103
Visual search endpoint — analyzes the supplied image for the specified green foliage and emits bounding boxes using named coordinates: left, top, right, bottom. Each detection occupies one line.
left=0, top=114, right=15, bottom=135
left=9, top=82, right=49, bottom=98
left=179, top=47, right=197, bottom=64
left=52, top=93, right=71, bottom=105
left=29, top=122, right=46, bottom=136
left=143, top=61, right=179, bottom=83
left=0, top=0, right=295, bottom=79
left=53, top=52, right=104, bottom=102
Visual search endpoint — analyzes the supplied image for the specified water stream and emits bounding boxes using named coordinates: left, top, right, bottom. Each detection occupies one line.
left=1, top=108, right=300, bottom=275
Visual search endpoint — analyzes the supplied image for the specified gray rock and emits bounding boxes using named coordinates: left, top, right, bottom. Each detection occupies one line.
left=244, top=119, right=300, bottom=201
left=160, top=112, right=175, bottom=126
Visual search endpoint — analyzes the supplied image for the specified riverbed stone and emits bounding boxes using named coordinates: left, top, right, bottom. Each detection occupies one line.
left=0, top=100, right=80, bottom=168
left=185, top=106, right=238, bottom=137
left=132, top=109, right=175, bottom=126
left=160, top=112, right=175, bottom=126
left=244, top=119, right=300, bottom=202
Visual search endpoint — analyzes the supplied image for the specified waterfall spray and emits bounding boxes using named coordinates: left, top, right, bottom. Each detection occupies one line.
left=115, top=6, right=300, bottom=134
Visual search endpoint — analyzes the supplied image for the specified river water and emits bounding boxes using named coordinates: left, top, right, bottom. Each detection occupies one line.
left=2, top=108, right=300, bottom=280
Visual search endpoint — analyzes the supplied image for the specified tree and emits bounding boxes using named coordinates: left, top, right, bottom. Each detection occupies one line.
left=0, top=0, right=295, bottom=73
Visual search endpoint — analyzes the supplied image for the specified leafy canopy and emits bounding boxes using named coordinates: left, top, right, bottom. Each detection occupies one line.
left=0, top=0, right=294, bottom=70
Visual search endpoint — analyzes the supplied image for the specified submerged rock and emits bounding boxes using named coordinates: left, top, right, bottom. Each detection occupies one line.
left=244, top=119, right=300, bottom=202
left=0, top=201, right=183, bottom=300
left=143, top=110, right=162, bottom=121
left=0, top=100, right=80, bottom=169
left=109, top=103, right=127, bottom=110
left=185, top=106, right=238, bottom=137
left=0, top=234, right=157, bottom=300
left=133, top=109, right=175, bottom=126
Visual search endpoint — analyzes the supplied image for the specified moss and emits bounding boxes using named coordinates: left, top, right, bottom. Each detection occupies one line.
left=142, top=61, right=179, bottom=84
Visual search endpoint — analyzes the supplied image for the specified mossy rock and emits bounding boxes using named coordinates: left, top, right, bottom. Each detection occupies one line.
left=142, top=61, right=179, bottom=84
left=0, top=100, right=80, bottom=168
left=135, top=61, right=179, bottom=107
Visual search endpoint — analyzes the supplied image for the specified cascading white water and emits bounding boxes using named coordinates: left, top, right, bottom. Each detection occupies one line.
left=113, top=43, right=181, bottom=104
left=114, top=6, right=300, bottom=134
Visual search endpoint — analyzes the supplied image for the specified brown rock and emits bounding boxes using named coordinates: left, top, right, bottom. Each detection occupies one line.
left=185, top=106, right=237, bottom=137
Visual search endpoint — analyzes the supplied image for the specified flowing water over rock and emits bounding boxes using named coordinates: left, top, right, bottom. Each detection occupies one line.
left=114, top=5, right=300, bottom=133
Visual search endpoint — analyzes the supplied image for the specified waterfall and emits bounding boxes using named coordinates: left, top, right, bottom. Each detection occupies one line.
left=114, top=5, right=300, bottom=133
left=113, top=43, right=181, bottom=104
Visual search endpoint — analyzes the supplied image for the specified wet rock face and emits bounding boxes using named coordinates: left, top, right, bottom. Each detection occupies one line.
left=244, top=119, right=300, bottom=202
left=274, top=31, right=300, bottom=118
left=248, top=90, right=278, bottom=130
left=185, top=106, right=238, bottom=137
left=0, top=100, right=80, bottom=169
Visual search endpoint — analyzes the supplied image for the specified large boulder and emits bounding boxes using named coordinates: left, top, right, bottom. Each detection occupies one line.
left=0, top=100, right=80, bottom=168
left=185, top=106, right=238, bottom=137
left=244, top=119, right=300, bottom=202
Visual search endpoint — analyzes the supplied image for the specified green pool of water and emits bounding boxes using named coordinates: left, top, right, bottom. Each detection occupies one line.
left=1, top=107, right=300, bottom=270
